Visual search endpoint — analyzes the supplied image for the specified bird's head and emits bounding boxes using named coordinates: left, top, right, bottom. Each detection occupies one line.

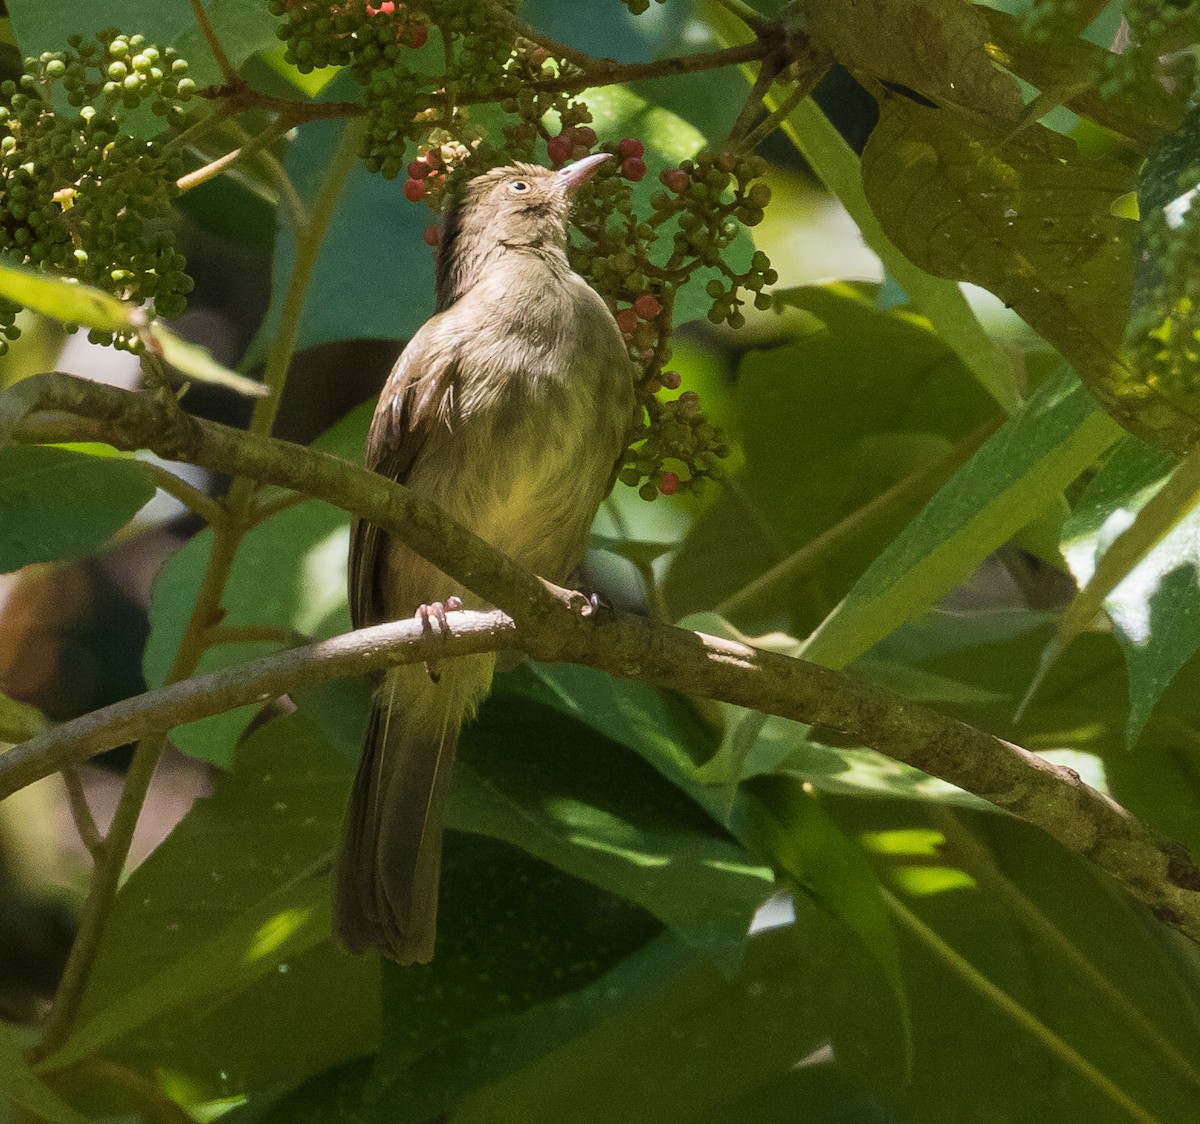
left=435, top=153, right=610, bottom=309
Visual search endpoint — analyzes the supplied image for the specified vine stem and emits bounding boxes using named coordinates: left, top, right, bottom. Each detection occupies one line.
left=26, top=118, right=363, bottom=1066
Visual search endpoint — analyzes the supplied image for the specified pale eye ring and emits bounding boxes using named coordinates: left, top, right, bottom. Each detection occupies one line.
left=508, top=179, right=532, bottom=193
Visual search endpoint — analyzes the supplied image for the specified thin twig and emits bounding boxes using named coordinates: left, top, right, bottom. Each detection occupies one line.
left=725, top=52, right=785, bottom=152
left=21, top=121, right=365, bottom=1069
left=142, top=462, right=225, bottom=526
left=61, top=768, right=104, bottom=861
left=246, top=488, right=308, bottom=526
left=175, top=123, right=285, bottom=195
left=189, top=0, right=238, bottom=85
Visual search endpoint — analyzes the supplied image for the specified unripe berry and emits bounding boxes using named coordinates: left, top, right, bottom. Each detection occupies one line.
left=661, top=370, right=681, bottom=389
left=747, top=183, right=772, bottom=208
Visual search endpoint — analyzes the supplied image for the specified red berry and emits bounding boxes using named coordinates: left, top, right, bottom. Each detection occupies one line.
left=659, top=472, right=679, bottom=496
left=661, top=370, right=681, bottom=389
left=574, top=125, right=597, bottom=148
left=530, top=47, right=550, bottom=66
left=621, top=157, right=646, bottom=181
left=618, top=137, right=644, bottom=160
left=423, top=223, right=441, bottom=246
left=403, top=177, right=426, bottom=202
left=408, top=22, right=428, bottom=48
left=367, top=1, right=396, bottom=14
left=547, top=133, right=572, bottom=167
left=660, top=168, right=690, bottom=194
left=407, top=158, right=429, bottom=179
left=633, top=294, right=662, bottom=320
left=614, top=308, right=638, bottom=336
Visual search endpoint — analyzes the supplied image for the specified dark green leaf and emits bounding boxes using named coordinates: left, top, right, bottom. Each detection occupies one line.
left=453, top=696, right=774, bottom=972
left=48, top=714, right=370, bottom=1094
left=0, top=445, right=154, bottom=572
left=748, top=774, right=909, bottom=1054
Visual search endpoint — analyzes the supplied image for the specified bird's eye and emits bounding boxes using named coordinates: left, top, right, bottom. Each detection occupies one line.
left=508, top=180, right=532, bottom=193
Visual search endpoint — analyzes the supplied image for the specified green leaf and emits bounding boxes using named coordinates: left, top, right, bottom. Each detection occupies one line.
left=8, top=0, right=278, bottom=87
left=747, top=774, right=910, bottom=1060
left=504, top=663, right=727, bottom=819
left=806, top=0, right=1024, bottom=122
left=860, top=99, right=1134, bottom=398
left=44, top=713, right=368, bottom=1090
left=0, top=1025, right=89, bottom=1124
left=449, top=920, right=905, bottom=1124
left=452, top=696, right=774, bottom=973
left=699, top=1, right=1020, bottom=415
left=1057, top=436, right=1200, bottom=744
left=0, top=689, right=47, bottom=742
left=665, top=282, right=998, bottom=630
left=143, top=497, right=351, bottom=765
left=0, top=445, right=155, bottom=572
left=153, top=326, right=270, bottom=397
left=369, top=833, right=661, bottom=1095
left=804, top=370, right=1121, bottom=670
left=0, top=261, right=267, bottom=397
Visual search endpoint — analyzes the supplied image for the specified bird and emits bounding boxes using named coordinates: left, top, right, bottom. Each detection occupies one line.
left=334, top=152, right=636, bottom=963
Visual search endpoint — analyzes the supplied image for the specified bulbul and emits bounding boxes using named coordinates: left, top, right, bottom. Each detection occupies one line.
left=334, top=153, right=635, bottom=963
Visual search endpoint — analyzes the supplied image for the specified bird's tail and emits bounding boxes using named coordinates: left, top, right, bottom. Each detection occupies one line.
left=333, top=653, right=494, bottom=963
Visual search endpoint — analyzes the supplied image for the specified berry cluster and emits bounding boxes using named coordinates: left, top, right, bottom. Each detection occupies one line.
left=1128, top=185, right=1200, bottom=397
left=270, top=0, right=519, bottom=179
left=0, top=32, right=196, bottom=351
left=267, top=3, right=776, bottom=500
left=1023, top=0, right=1200, bottom=101
left=566, top=146, right=773, bottom=498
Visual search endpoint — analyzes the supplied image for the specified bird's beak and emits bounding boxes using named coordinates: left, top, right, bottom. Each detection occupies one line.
left=556, top=152, right=612, bottom=192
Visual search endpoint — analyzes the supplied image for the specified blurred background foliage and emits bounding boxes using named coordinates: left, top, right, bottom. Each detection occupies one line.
left=5, top=0, right=1200, bottom=1121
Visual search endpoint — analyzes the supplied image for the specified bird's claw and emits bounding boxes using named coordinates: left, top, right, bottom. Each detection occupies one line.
left=573, top=590, right=613, bottom=620
left=416, top=596, right=463, bottom=682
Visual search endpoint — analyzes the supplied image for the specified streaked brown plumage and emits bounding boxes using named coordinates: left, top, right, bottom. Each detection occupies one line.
left=334, top=154, right=634, bottom=962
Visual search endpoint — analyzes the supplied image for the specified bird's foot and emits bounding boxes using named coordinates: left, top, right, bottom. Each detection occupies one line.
left=571, top=589, right=613, bottom=620
left=416, top=596, right=463, bottom=683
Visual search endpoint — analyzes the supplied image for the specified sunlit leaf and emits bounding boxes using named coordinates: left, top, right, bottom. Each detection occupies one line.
left=1058, top=436, right=1200, bottom=743
left=804, top=370, right=1120, bottom=670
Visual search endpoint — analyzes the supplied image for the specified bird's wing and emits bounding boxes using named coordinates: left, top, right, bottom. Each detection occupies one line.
left=348, top=328, right=459, bottom=629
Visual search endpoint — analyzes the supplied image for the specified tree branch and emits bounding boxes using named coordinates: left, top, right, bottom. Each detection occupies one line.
left=3, top=595, right=1200, bottom=949
left=5, top=373, right=1200, bottom=948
